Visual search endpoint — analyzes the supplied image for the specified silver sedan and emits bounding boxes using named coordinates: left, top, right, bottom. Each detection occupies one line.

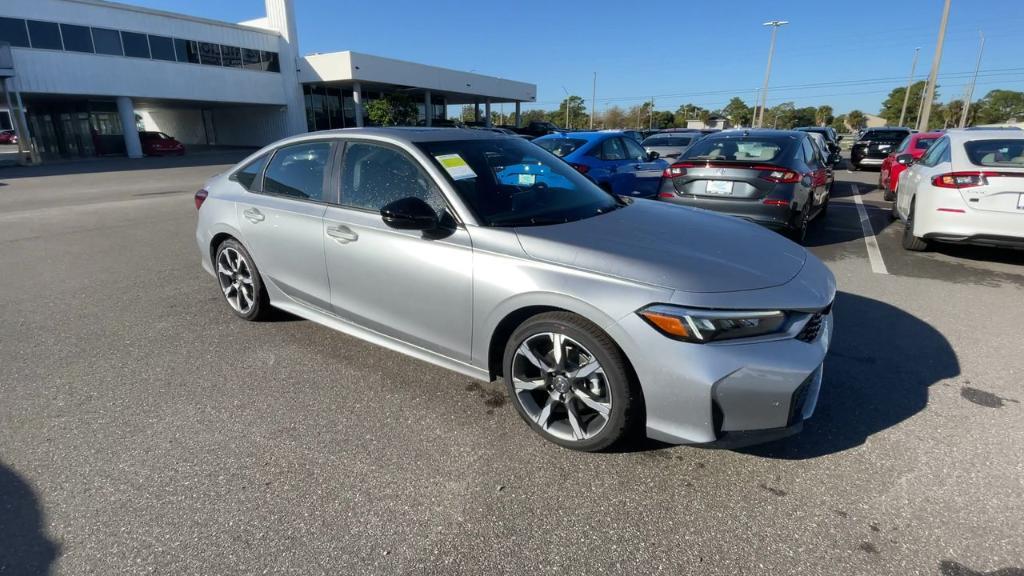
left=194, top=128, right=835, bottom=451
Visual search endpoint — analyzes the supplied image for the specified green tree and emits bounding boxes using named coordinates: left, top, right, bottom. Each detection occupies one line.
left=655, top=110, right=676, bottom=129
left=550, top=95, right=587, bottom=129
left=520, top=109, right=547, bottom=125
left=975, top=89, right=1024, bottom=124
left=674, top=103, right=704, bottom=127
left=722, top=97, right=752, bottom=127
left=942, top=100, right=965, bottom=128
left=764, top=102, right=795, bottom=128
left=815, top=105, right=834, bottom=127
left=879, top=81, right=933, bottom=128
left=847, top=109, right=867, bottom=130
left=365, top=93, right=418, bottom=126
left=601, top=105, right=627, bottom=129
left=831, top=114, right=847, bottom=131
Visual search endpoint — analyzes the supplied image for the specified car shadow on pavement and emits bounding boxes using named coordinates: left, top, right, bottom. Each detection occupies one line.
left=739, top=291, right=959, bottom=460
left=0, top=462, right=59, bottom=575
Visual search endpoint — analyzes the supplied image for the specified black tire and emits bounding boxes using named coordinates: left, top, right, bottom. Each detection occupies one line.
left=883, top=188, right=895, bottom=202
left=901, top=201, right=929, bottom=251
left=502, top=311, right=640, bottom=451
left=789, top=206, right=810, bottom=245
left=214, top=238, right=272, bottom=321
left=890, top=198, right=900, bottom=221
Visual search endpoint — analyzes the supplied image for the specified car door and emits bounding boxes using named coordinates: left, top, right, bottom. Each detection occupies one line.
left=621, top=136, right=667, bottom=198
left=236, top=140, right=333, bottom=311
left=322, top=140, right=474, bottom=362
left=800, top=138, right=828, bottom=212
left=589, top=136, right=631, bottom=194
left=899, top=136, right=949, bottom=218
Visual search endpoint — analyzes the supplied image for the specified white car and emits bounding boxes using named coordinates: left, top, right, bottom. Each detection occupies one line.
left=893, top=129, right=1024, bottom=251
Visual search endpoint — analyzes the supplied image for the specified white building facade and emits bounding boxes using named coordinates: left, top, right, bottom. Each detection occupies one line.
left=0, top=0, right=535, bottom=162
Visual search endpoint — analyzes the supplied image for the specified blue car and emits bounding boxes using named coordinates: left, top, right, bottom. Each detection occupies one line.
left=533, top=131, right=669, bottom=198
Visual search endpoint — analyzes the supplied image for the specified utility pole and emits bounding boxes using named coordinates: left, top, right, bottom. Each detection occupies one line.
left=898, top=47, right=920, bottom=128
left=590, top=72, right=596, bottom=130
left=649, top=97, right=654, bottom=130
left=751, top=88, right=759, bottom=128
left=918, top=0, right=951, bottom=132
left=960, top=31, right=985, bottom=128
left=561, top=86, right=570, bottom=129
left=757, top=20, right=788, bottom=128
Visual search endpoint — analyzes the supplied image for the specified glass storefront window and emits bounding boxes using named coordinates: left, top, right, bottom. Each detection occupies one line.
left=121, top=31, right=150, bottom=58
left=60, top=24, right=93, bottom=53
left=148, top=35, right=175, bottom=61
left=198, top=42, right=221, bottom=66
left=27, top=20, right=62, bottom=50
left=0, top=17, right=30, bottom=48
left=93, top=28, right=123, bottom=56
left=221, top=45, right=243, bottom=68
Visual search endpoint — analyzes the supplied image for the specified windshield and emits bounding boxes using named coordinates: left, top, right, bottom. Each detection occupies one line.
left=964, top=139, right=1024, bottom=168
left=683, top=137, right=791, bottom=163
left=534, top=138, right=587, bottom=157
left=643, top=136, right=693, bottom=147
left=862, top=130, right=909, bottom=143
left=417, top=138, right=620, bottom=227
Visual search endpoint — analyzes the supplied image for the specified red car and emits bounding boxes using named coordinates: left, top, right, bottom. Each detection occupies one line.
left=0, top=129, right=18, bottom=144
left=879, top=131, right=941, bottom=201
left=140, top=131, right=185, bottom=156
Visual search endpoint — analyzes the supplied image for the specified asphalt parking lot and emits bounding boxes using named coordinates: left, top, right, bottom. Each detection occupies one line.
left=1, top=153, right=1022, bottom=576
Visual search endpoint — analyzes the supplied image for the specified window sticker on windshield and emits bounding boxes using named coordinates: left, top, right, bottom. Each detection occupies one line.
left=435, top=154, right=477, bottom=180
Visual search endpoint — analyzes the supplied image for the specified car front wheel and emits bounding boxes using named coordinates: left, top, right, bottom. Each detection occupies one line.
left=214, top=239, right=271, bottom=320
left=503, top=312, right=639, bottom=451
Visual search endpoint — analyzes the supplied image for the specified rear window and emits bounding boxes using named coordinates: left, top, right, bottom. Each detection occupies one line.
left=683, top=137, right=789, bottom=163
left=964, top=139, right=1024, bottom=168
left=862, top=130, right=909, bottom=143
left=914, top=138, right=937, bottom=150
left=534, top=138, right=586, bottom=157
left=643, top=136, right=693, bottom=147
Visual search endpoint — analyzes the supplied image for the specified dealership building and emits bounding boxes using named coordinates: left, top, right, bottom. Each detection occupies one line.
left=0, top=0, right=536, bottom=162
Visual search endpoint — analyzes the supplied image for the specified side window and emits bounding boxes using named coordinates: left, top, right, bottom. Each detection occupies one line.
left=801, top=139, right=816, bottom=165
left=622, top=137, right=648, bottom=161
left=262, top=142, right=332, bottom=201
left=919, top=137, right=949, bottom=167
left=599, top=137, right=627, bottom=161
left=232, top=153, right=270, bottom=191
left=895, top=136, right=911, bottom=153
left=340, top=142, right=446, bottom=217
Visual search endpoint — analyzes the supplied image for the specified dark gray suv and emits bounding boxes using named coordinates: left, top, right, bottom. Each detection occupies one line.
left=656, top=129, right=831, bottom=244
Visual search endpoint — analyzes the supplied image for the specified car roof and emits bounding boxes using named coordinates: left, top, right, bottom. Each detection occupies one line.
left=711, top=129, right=804, bottom=139
left=941, top=129, right=1024, bottom=143
left=280, top=127, right=517, bottom=146
left=535, top=131, right=611, bottom=142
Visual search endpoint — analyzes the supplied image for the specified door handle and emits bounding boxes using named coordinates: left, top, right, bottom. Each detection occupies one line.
left=243, top=208, right=265, bottom=223
left=326, top=225, right=359, bottom=244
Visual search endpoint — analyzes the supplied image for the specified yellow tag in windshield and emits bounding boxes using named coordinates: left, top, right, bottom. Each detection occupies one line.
left=435, top=154, right=477, bottom=181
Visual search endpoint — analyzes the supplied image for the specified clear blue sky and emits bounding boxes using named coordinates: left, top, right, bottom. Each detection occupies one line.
left=128, top=0, right=1024, bottom=116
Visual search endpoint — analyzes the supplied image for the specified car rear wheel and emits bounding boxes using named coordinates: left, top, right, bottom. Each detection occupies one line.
left=503, top=312, right=639, bottom=452
left=901, top=201, right=929, bottom=251
left=214, top=239, right=271, bottom=320
left=789, top=207, right=810, bottom=245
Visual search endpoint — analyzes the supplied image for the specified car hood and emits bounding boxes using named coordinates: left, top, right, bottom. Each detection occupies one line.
left=514, top=200, right=807, bottom=293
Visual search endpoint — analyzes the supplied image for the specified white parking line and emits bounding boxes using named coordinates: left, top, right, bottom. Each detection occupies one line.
left=850, top=184, right=889, bottom=275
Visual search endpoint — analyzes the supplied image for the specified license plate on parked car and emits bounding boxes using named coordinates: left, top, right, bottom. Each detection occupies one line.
left=706, top=181, right=734, bottom=195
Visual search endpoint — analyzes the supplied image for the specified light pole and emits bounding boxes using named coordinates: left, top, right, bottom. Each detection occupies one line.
left=898, top=47, right=920, bottom=128
left=561, top=86, right=570, bottom=129
left=757, top=20, right=788, bottom=128
left=590, top=72, right=596, bottom=129
left=960, top=31, right=985, bottom=128
left=918, top=0, right=951, bottom=131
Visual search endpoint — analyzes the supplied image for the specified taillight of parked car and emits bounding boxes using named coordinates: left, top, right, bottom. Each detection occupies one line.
left=759, top=168, right=800, bottom=183
left=663, top=164, right=687, bottom=178
left=569, top=163, right=590, bottom=175
left=194, top=189, right=208, bottom=210
left=931, top=172, right=995, bottom=189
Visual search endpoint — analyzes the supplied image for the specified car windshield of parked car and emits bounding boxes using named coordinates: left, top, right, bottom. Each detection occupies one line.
left=417, top=138, right=620, bottom=227
left=914, top=137, right=937, bottom=150
left=863, top=130, right=909, bottom=143
left=142, top=132, right=171, bottom=140
left=533, top=138, right=586, bottom=157
left=964, top=139, right=1024, bottom=168
left=643, top=135, right=693, bottom=147
left=683, top=137, right=790, bottom=163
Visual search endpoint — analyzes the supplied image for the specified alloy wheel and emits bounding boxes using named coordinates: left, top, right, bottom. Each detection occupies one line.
left=511, top=332, right=612, bottom=442
left=216, top=247, right=256, bottom=314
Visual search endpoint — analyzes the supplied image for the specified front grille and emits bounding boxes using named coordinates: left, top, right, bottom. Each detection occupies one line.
left=796, top=303, right=831, bottom=343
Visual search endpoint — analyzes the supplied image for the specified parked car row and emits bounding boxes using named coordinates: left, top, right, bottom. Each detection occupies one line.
left=195, top=126, right=835, bottom=452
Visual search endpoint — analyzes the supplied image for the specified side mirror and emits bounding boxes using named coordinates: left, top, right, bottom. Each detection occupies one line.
left=896, top=153, right=914, bottom=166
left=836, top=135, right=844, bottom=142
left=380, top=197, right=438, bottom=230
left=647, top=150, right=660, bottom=161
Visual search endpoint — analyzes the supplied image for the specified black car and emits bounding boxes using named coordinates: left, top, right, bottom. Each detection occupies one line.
left=656, top=129, right=831, bottom=244
left=850, top=127, right=912, bottom=170
left=795, top=126, right=843, bottom=165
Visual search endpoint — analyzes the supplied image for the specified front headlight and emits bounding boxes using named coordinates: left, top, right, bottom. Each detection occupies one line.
left=638, top=305, right=787, bottom=343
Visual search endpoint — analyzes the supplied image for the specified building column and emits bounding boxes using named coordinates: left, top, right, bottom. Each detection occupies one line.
left=116, top=96, right=143, bottom=159
left=473, top=101, right=480, bottom=123
left=423, top=89, right=432, bottom=127
left=514, top=101, right=521, bottom=128
left=352, top=82, right=364, bottom=127
left=484, top=99, right=492, bottom=128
